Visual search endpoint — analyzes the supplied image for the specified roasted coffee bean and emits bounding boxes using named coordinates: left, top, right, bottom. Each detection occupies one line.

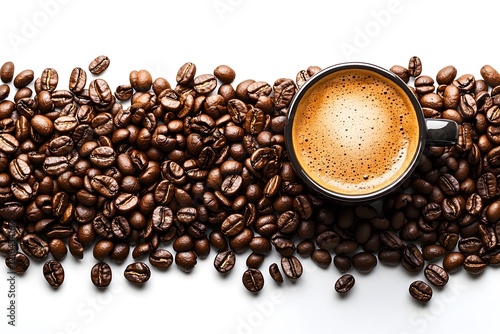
left=316, top=231, right=340, bottom=251
left=402, top=244, right=424, bottom=272
left=378, top=249, right=402, bottom=266
left=0, top=84, right=9, bottom=100
left=273, top=78, right=296, bottom=109
left=221, top=175, right=243, bottom=197
left=249, top=237, right=272, bottom=256
left=379, top=230, right=403, bottom=249
left=409, top=280, right=432, bottom=303
left=436, top=65, right=457, bottom=85
left=91, top=262, right=112, bottom=288
left=67, top=232, right=83, bottom=259
left=443, top=252, right=464, bottom=273
left=177, top=62, right=196, bottom=85
left=221, top=213, right=245, bottom=237
left=114, top=193, right=138, bottom=213
left=89, top=79, right=112, bottom=107
left=149, top=249, right=173, bottom=270
left=477, top=173, right=497, bottom=199
left=43, top=260, right=64, bottom=287
left=351, top=252, right=377, bottom=273
left=438, top=173, right=459, bottom=196
left=193, top=74, right=217, bottom=94
left=424, top=264, right=449, bottom=287
left=214, top=249, right=236, bottom=273
left=115, top=84, right=133, bottom=101
left=90, top=175, right=119, bottom=198
left=9, top=158, right=31, bottom=182
left=0, top=133, right=19, bottom=154
left=89, top=55, right=110, bottom=74
left=269, top=263, right=283, bottom=284
left=271, top=234, right=295, bottom=256
left=20, top=233, right=49, bottom=259
left=408, top=56, right=422, bottom=77
left=93, top=240, right=114, bottom=261
left=209, top=231, right=228, bottom=251
left=244, top=107, right=265, bottom=135
left=311, top=249, right=332, bottom=268
left=247, top=81, right=272, bottom=100
left=389, top=65, right=409, bottom=83
left=40, top=68, right=58, bottom=91
left=69, top=67, right=87, bottom=94
left=0, top=61, right=14, bottom=83
left=173, top=235, right=193, bottom=252
left=124, top=262, right=151, bottom=284
left=480, top=65, right=500, bottom=87
left=463, top=254, right=487, bottom=274
left=129, top=69, right=152, bottom=92
left=214, top=65, right=236, bottom=84
left=48, top=239, right=67, bottom=260
left=14, top=69, right=34, bottom=88
left=175, top=251, right=197, bottom=272
left=229, top=228, right=254, bottom=253
left=335, top=274, right=355, bottom=294
left=90, top=146, right=116, bottom=168
left=242, top=268, right=264, bottom=292
left=281, top=256, right=303, bottom=279
left=422, top=244, right=447, bottom=261
left=5, top=252, right=30, bottom=273
left=111, top=216, right=131, bottom=239
left=31, top=115, right=54, bottom=136
left=152, top=206, right=173, bottom=232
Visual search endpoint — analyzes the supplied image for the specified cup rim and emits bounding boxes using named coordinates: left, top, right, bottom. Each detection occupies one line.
left=284, top=62, right=426, bottom=204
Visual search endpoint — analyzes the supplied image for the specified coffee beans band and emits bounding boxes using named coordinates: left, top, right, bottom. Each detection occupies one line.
left=1, top=56, right=499, bottom=301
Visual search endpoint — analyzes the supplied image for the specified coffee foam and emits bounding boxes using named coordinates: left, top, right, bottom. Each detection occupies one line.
left=292, top=68, right=419, bottom=196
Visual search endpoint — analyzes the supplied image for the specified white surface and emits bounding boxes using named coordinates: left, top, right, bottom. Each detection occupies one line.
left=1, top=0, right=499, bottom=333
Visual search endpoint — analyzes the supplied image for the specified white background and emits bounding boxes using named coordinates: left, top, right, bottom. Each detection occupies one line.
left=1, top=0, right=500, bottom=333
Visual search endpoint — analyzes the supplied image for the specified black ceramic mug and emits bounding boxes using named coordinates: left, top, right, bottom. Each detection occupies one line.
left=285, top=62, right=458, bottom=204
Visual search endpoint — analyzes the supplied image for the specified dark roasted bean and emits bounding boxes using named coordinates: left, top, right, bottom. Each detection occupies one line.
left=149, top=249, right=173, bottom=270
left=91, top=262, right=112, bottom=288
left=214, top=249, right=236, bottom=273
left=89, top=55, right=110, bottom=74
left=124, top=262, right=151, bottom=284
left=335, top=274, right=355, bottom=294
left=43, top=260, right=64, bottom=287
left=409, top=280, right=432, bottom=302
left=424, top=264, right=449, bottom=287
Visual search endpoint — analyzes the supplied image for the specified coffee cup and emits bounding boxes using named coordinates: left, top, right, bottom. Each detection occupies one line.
left=285, top=62, right=458, bottom=204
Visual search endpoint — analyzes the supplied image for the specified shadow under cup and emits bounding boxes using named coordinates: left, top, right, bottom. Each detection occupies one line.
left=285, top=62, right=458, bottom=204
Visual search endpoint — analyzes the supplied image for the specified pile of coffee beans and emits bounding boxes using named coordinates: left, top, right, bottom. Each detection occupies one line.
left=1, top=55, right=500, bottom=303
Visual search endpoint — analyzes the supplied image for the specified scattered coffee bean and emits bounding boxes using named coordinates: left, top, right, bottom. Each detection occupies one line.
left=5, top=252, right=30, bottom=273
left=43, top=260, right=64, bottom=288
left=149, top=249, right=173, bottom=270
left=352, top=252, right=377, bottom=273
left=91, top=262, right=112, bottom=288
left=175, top=251, right=197, bottom=272
left=89, top=55, right=110, bottom=75
left=334, top=274, right=355, bottom=294
left=269, top=263, right=283, bottom=284
left=281, top=256, right=303, bottom=279
left=424, top=264, right=449, bottom=287
left=409, top=280, right=432, bottom=302
left=0, top=61, right=14, bottom=83
left=214, top=249, right=236, bottom=273
left=214, top=65, right=236, bottom=84
left=124, top=262, right=151, bottom=284
left=242, top=268, right=264, bottom=292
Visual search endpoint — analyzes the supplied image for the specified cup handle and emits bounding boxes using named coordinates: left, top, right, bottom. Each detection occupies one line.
left=425, top=119, right=459, bottom=146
